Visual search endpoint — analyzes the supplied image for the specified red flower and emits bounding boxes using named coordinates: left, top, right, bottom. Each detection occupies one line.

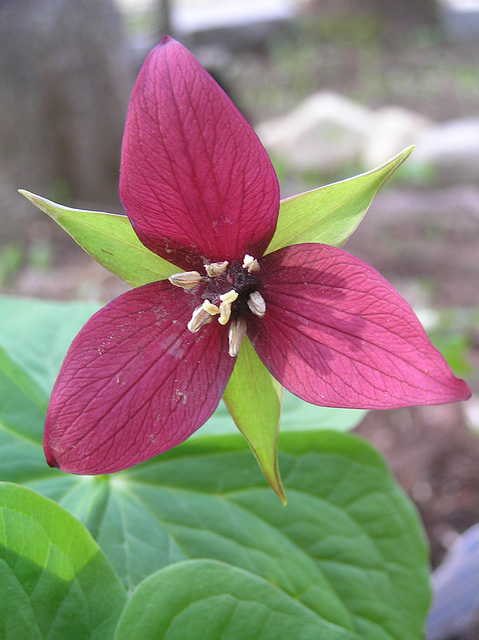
left=44, top=37, right=470, bottom=475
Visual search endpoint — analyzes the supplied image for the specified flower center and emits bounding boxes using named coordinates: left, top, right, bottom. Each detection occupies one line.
left=168, top=255, right=266, bottom=357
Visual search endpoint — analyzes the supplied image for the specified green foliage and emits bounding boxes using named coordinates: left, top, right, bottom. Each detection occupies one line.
left=115, top=560, right=361, bottom=640
left=0, top=483, right=126, bottom=640
left=0, top=297, right=431, bottom=639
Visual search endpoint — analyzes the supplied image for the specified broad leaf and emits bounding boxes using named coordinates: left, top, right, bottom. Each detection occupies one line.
left=19, top=190, right=178, bottom=287
left=267, top=146, right=413, bottom=253
left=0, top=302, right=430, bottom=639
left=0, top=482, right=126, bottom=640
left=223, top=336, right=285, bottom=502
left=115, top=560, right=361, bottom=640
left=0, top=345, right=50, bottom=483
left=0, top=296, right=100, bottom=394
left=0, top=297, right=430, bottom=638
left=26, top=432, right=431, bottom=640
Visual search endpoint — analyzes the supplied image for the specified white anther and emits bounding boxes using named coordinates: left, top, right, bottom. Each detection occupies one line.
left=187, top=305, right=213, bottom=333
left=202, top=300, right=220, bottom=315
left=218, top=301, right=232, bottom=325
left=228, top=317, right=247, bottom=357
left=219, top=289, right=238, bottom=304
left=217, top=290, right=238, bottom=325
left=247, top=291, right=266, bottom=317
left=205, top=261, right=229, bottom=277
left=242, top=254, right=260, bottom=272
left=168, top=271, right=202, bottom=290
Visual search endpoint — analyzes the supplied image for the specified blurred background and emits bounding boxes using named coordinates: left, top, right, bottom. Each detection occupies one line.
left=1, top=0, right=479, bottom=635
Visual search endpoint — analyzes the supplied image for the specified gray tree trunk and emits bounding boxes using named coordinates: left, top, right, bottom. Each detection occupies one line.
left=0, top=0, right=135, bottom=236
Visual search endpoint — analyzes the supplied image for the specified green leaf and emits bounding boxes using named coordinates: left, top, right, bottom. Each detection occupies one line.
left=223, top=337, right=285, bottom=503
left=115, top=560, right=361, bottom=640
left=0, top=297, right=429, bottom=638
left=10, top=429, right=430, bottom=638
left=0, top=345, right=50, bottom=483
left=0, top=296, right=100, bottom=394
left=0, top=482, right=126, bottom=640
left=19, top=190, right=179, bottom=287
left=267, top=146, right=414, bottom=253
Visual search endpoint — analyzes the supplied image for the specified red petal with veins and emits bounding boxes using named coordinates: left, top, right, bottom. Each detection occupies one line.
left=249, top=244, right=471, bottom=409
left=120, top=36, right=279, bottom=271
left=44, top=282, right=235, bottom=474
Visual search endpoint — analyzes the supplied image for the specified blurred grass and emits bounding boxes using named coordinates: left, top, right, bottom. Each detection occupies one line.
left=229, top=15, right=479, bottom=124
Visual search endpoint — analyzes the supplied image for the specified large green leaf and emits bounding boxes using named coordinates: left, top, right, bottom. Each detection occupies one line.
left=267, top=146, right=413, bottom=253
left=0, top=296, right=100, bottom=394
left=19, top=190, right=178, bottom=286
left=21, top=433, right=431, bottom=640
left=0, top=482, right=126, bottom=640
left=115, top=560, right=361, bottom=640
left=0, top=293, right=430, bottom=637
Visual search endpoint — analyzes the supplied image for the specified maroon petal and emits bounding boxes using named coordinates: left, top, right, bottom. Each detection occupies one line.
left=249, top=244, right=471, bottom=409
left=120, top=37, right=279, bottom=270
left=44, top=282, right=235, bottom=474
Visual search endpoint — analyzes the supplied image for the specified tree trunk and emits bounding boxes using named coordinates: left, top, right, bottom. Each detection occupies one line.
left=0, top=0, right=135, bottom=225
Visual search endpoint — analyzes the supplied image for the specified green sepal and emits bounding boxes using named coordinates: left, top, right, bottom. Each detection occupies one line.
left=19, top=190, right=178, bottom=286
left=267, top=146, right=414, bottom=253
left=223, top=337, right=285, bottom=503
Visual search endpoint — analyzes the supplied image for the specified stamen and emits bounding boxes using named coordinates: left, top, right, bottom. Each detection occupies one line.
left=247, top=291, right=266, bottom=317
left=242, top=254, right=260, bottom=272
left=169, top=271, right=203, bottom=290
left=217, top=290, right=238, bottom=325
left=202, top=300, right=220, bottom=315
left=220, top=290, right=239, bottom=304
left=228, top=317, right=247, bottom=357
left=218, top=301, right=232, bottom=325
left=187, top=305, right=214, bottom=333
left=205, top=261, right=229, bottom=277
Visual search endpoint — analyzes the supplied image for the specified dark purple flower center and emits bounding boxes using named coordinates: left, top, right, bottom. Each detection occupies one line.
left=168, top=255, right=266, bottom=356
left=202, top=260, right=259, bottom=314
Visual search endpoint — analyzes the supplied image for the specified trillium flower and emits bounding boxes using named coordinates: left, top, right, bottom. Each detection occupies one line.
left=23, top=37, right=470, bottom=498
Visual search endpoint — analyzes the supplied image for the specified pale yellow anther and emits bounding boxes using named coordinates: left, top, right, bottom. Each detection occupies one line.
left=219, top=289, right=238, bottom=304
left=202, top=300, right=220, bottom=315
left=247, top=291, right=266, bottom=317
left=242, top=254, right=260, bottom=272
left=218, top=301, right=232, bottom=325
left=168, top=271, right=202, bottom=290
left=205, top=261, right=229, bottom=277
left=187, top=305, right=213, bottom=333
left=228, top=317, right=247, bottom=357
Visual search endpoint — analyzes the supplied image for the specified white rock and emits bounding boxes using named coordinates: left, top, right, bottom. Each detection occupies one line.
left=256, top=91, right=371, bottom=172
left=410, top=118, right=479, bottom=184
left=362, top=106, right=433, bottom=168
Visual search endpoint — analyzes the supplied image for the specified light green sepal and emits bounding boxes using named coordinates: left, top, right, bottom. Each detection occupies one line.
left=266, top=146, right=414, bottom=253
left=19, top=190, right=179, bottom=287
left=223, top=336, right=285, bottom=504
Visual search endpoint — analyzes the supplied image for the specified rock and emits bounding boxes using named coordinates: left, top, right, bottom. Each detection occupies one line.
left=409, top=118, right=479, bottom=184
left=256, top=91, right=371, bottom=173
left=426, top=523, right=479, bottom=640
left=362, top=105, right=432, bottom=167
